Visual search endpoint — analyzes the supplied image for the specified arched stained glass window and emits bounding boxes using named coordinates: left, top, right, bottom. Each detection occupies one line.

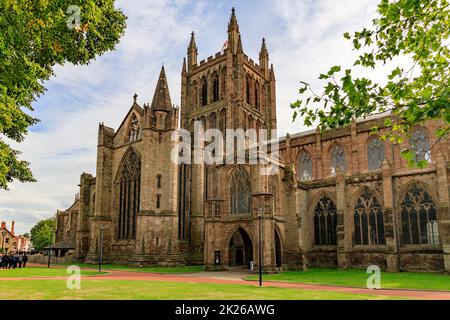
left=330, top=145, right=346, bottom=176
left=354, top=189, right=385, bottom=245
left=313, top=196, right=337, bottom=245
left=298, top=151, right=313, bottom=180
left=117, top=150, right=141, bottom=240
left=230, top=166, right=252, bottom=215
left=410, top=128, right=431, bottom=162
left=368, top=138, right=385, bottom=171
left=401, top=185, right=439, bottom=245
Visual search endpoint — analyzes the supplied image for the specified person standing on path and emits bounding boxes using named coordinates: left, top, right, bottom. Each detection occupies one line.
left=22, top=254, right=28, bottom=268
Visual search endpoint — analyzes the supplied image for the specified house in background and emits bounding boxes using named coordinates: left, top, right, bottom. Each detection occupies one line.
left=0, top=220, right=30, bottom=253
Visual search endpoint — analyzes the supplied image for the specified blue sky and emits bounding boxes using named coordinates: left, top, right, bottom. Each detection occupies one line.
left=0, top=0, right=383, bottom=234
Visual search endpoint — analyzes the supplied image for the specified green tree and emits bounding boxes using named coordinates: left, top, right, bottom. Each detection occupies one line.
left=291, top=0, right=449, bottom=167
left=0, top=0, right=127, bottom=189
left=30, top=217, right=56, bottom=251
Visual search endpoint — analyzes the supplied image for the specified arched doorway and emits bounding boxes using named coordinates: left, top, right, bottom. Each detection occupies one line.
left=228, top=228, right=253, bottom=269
left=275, top=229, right=282, bottom=268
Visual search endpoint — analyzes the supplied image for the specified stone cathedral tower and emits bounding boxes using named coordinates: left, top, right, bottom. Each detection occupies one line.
left=178, top=8, right=282, bottom=270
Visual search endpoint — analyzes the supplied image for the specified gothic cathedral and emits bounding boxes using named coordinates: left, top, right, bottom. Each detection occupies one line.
left=54, top=9, right=450, bottom=272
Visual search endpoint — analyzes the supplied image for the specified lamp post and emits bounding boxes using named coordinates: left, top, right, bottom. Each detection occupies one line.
left=99, top=224, right=104, bottom=273
left=257, top=207, right=264, bottom=287
left=47, top=247, right=51, bottom=268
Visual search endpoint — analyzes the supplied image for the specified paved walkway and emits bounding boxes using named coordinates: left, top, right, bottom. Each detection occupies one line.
left=2, top=265, right=450, bottom=300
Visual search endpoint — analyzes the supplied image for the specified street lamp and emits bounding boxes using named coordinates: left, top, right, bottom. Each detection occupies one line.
left=99, top=224, right=104, bottom=273
left=257, top=207, right=264, bottom=287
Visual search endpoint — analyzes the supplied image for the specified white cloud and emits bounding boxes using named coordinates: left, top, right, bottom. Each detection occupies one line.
left=1, top=0, right=405, bottom=234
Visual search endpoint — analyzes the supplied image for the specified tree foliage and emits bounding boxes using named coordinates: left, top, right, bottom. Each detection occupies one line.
left=0, top=0, right=127, bottom=189
left=30, top=217, right=56, bottom=251
left=291, top=0, right=449, bottom=167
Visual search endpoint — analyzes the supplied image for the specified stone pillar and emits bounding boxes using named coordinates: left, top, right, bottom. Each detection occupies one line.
left=382, top=159, right=399, bottom=271
left=76, top=173, right=95, bottom=260
left=436, top=152, right=450, bottom=271
left=315, top=127, right=323, bottom=179
left=252, top=164, right=276, bottom=273
left=282, top=164, right=302, bottom=269
left=335, top=168, right=348, bottom=268
left=350, top=120, right=359, bottom=174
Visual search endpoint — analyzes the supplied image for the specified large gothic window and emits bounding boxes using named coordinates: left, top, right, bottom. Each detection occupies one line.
left=230, top=166, right=252, bottom=215
left=246, top=76, right=251, bottom=105
left=313, top=196, right=337, bottom=245
left=367, top=138, right=385, bottom=171
left=330, top=144, right=346, bottom=176
left=298, top=151, right=313, bottom=180
left=212, top=74, right=219, bottom=102
left=201, top=78, right=208, bottom=106
left=410, top=127, right=431, bottom=162
left=128, top=115, right=140, bottom=143
left=254, top=81, right=260, bottom=109
left=354, top=190, right=385, bottom=245
left=401, top=185, right=439, bottom=245
left=117, top=150, right=141, bottom=240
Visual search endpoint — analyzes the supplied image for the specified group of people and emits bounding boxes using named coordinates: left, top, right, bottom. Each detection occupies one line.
left=0, top=252, right=28, bottom=269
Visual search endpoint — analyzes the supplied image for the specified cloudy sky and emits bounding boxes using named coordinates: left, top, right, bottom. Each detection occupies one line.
left=1, top=0, right=383, bottom=234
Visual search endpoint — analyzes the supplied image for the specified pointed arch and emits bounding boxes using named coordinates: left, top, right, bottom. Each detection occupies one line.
left=212, top=71, right=219, bottom=102
left=220, top=66, right=227, bottom=97
left=226, top=226, right=254, bottom=267
left=312, top=195, right=337, bottom=246
left=230, top=166, right=252, bottom=215
left=201, top=77, right=208, bottom=106
left=115, top=148, right=141, bottom=240
left=410, top=126, right=431, bottom=162
left=330, top=144, right=346, bottom=176
left=297, top=150, right=313, bottom=180
left=398, top=182, right=439, bottom=245
left=367, top=135, right=385, bottom=171
left=246, top=74, right=251, bottom=104
left=352, top=188, right=385, bottom=245
left=255, top=80, right=260, bottom=109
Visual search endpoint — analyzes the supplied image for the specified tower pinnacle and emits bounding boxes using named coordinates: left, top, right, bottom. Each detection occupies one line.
left=151, top=65, right=172, bottom=111
left=228, top=7, right=239, bottom=32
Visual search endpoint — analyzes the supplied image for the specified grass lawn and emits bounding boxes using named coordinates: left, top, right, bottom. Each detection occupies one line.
left=56, top=262, right=204, bottom=274
left=0, top=267, right=106, bottom=278
left=245, top=268, right=450, bottom=291
left=0, top=279, right=405, bottom=300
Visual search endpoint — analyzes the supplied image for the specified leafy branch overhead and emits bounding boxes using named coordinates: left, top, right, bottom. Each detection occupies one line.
left=291, top=0, right=449, bottom=167
left=0, top=0, right=127, bottom=189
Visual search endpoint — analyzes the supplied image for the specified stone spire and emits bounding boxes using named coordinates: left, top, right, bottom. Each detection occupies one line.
left=188, top=31, right=197, bottom=53
left=227, top=7, right=241, bottom=55
left=237, top=34, right=243, bottom=54
left=182, top=57, right=187, bottom=75
left=228, top=7, right=239, bottom=32
left=151, top=65, right=172, bottom=111
left=259, top=38, right=269, bottom=76
left=260, top=38, right=268, bottom=58
left=187, top=31, right=198, bottom=72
